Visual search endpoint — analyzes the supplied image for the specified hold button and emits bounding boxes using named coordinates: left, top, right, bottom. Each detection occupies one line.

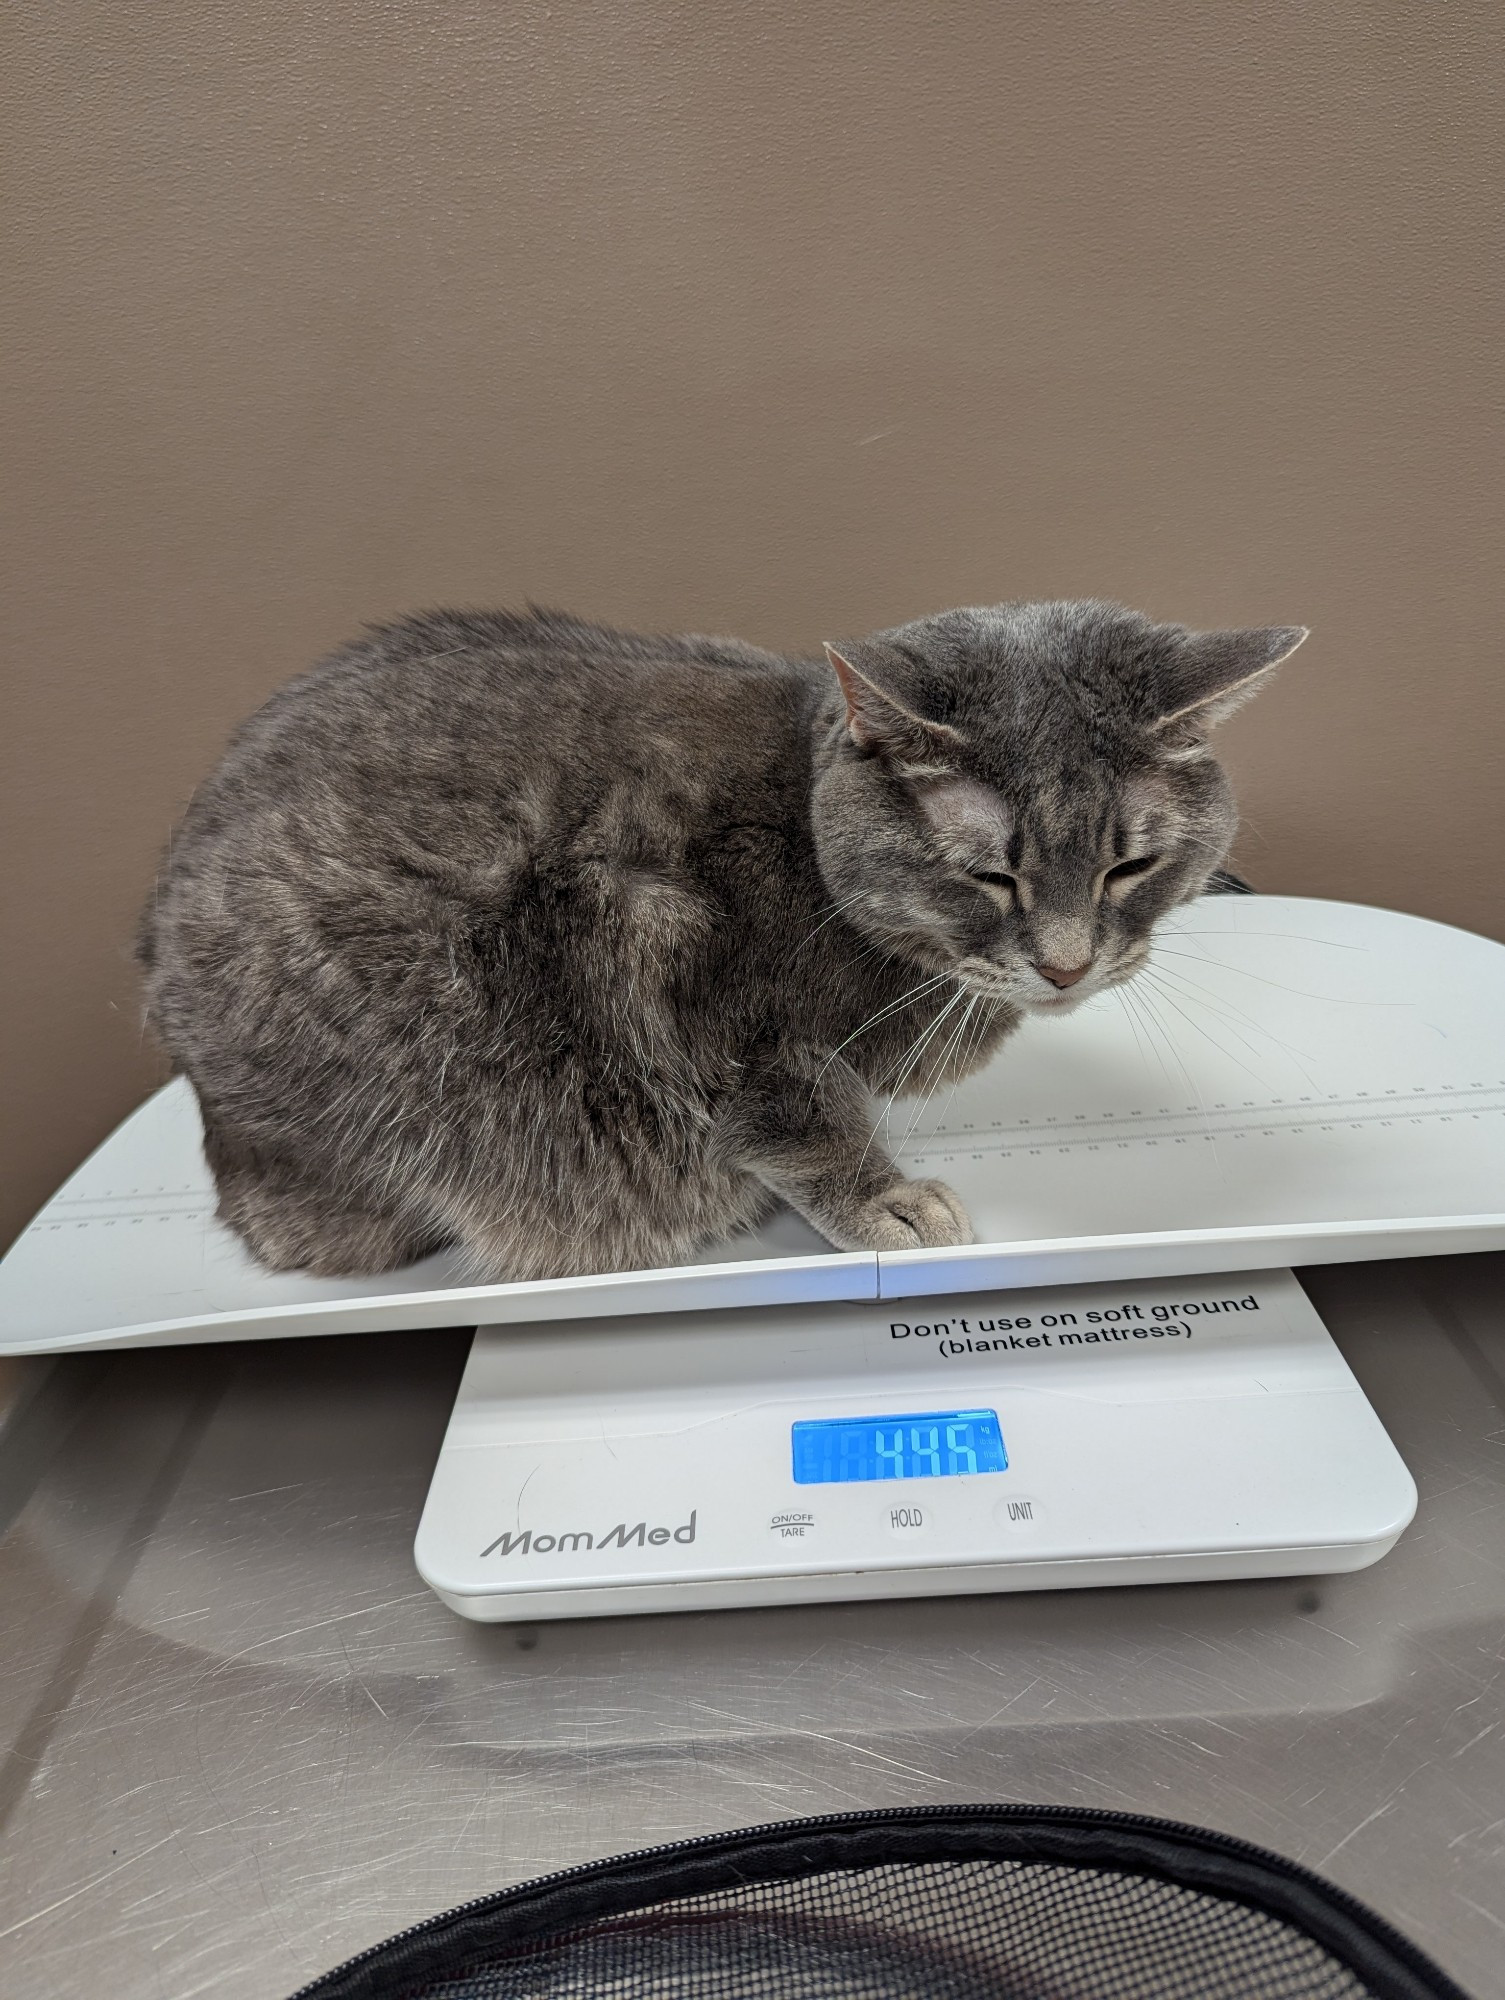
left=886, top=1503, right=928, bottom=1540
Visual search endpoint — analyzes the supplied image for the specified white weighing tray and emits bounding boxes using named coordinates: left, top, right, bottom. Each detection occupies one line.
left=3, top=896, right=1504, bottom=1354
left=415, top=1269, right=1418, bottom=1621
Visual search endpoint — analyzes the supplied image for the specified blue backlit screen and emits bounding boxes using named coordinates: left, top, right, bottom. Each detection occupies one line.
left=791, top=1409, right=1007, bottom=1485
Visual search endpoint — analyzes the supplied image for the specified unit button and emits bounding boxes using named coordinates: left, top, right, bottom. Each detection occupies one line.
left=994, top=1494, right=1043, bottom=1533
left=886, top=1503, right=930, bottom=1540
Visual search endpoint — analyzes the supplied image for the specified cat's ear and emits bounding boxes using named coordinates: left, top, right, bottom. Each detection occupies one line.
left=1154, top=625, right=1309, bottom=735
left=823, top=642, right=962, bottom=767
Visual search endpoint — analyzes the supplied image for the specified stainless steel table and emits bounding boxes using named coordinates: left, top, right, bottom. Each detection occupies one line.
left=2, top=1255, right=1502, bottom=1999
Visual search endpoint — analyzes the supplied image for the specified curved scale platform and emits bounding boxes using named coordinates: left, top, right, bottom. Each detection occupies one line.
left=3, top=896, right=1503, bottom=1353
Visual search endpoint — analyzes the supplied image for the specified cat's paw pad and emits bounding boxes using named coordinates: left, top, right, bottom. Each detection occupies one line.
left=855, top=1178, right=973, bottom=1250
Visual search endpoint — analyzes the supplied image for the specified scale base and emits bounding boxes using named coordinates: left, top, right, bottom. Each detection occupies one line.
left=416, top=1269, right=1416, bottom=1624
left=423, top=1541, right=1397, bottom=1625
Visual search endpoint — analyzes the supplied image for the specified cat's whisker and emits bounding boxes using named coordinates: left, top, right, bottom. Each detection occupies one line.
left=940, top=989, right=1002, bottom=1116
left=1145, top=962, right=1273, bottom=1046
left=854, top=984, right=967, bottom=1180
left=1146, top=955, right=1323, bottom=1058
left=810, top=971, right=959, bottom=1099
left=1174, top=832, right=1243, bottom=858
left=1124, top=981, right=1197, bottom=1103
left=958, top=992, right=999, bottom=1076
left=834, top=934, right=909, bottom=977
left=1141, top=966, right=1322, bottom=1091
left=1112, top=983, right=1158, bottom=1083
left=789, top=891, right=871, bottom=954
left=1150, top=942, right=1401, bottom=1005
left=1133, top=987, right=1236, bottom=1193
left=1125, top=985, right=1177, bottom=1091
left=1135, top=971, right=1276, bottom=1089
left=1158, top=922, right=1364, bottom=953
left=916, top=991, right=977, bottom=1110
left=880, top=983, right=967, bottom=1101
left=895, top=993, right=979, bottom=1158
left=1145, top=966, right=1298, bottom=1070
left=1145, top=951, right=1312, bottom=1043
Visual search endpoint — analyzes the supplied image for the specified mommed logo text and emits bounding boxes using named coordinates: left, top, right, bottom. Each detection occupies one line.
left=480, top=1513, right=697, bottom=1560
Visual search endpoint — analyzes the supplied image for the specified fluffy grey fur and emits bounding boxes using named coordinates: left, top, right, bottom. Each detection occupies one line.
left=139, top=602, right=1305, bottom=1281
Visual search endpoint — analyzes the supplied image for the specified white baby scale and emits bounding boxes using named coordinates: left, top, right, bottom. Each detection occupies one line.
left=4, top=895, right=1503, bottom=1619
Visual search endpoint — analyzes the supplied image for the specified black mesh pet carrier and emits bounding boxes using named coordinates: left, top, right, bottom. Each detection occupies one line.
left=290, top=1804, right=1471, bottom=2000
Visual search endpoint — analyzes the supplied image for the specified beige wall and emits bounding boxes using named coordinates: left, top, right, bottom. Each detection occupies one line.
left=3, top=1, right=1501, bottom=1246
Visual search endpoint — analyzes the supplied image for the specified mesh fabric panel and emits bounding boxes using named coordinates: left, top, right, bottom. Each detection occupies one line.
left=421, top=1858, right=1375, bottom=1999
left=291, top=1808, right=1470, bottom=2000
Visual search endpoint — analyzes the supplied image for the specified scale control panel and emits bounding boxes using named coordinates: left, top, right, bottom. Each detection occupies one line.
left=415, top=1270, right=1417, bottom=1621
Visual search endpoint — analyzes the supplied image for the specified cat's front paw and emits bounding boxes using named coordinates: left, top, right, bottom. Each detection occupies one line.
left=851, top=1177, right=973, bottom=1250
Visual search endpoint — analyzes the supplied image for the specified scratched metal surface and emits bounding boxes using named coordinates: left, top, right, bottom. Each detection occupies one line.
left=0, top=1256, right=1501, bottom=2000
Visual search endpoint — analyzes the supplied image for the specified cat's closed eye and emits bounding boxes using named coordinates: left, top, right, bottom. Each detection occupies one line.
left=1103, top=854, right=1160, bottom=892
left=969, top=868, right=1017, bottom=893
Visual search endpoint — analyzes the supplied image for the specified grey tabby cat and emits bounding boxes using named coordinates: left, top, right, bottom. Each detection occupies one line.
left=139, top=602, right=1305, bottom=1281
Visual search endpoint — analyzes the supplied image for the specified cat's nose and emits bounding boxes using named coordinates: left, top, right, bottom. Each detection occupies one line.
left=1034, top=959, right=1091, bottom=989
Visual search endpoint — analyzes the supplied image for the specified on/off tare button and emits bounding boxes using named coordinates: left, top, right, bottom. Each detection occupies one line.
left=886, top=1503, right=929, bottom=1540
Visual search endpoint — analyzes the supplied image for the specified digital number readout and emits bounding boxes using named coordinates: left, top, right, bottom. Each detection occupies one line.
left=791, top=1409, right=1007, bottom=1485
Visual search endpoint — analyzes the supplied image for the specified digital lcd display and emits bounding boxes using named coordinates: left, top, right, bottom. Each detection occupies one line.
left=791, top=1409, right=1007, bottom=1485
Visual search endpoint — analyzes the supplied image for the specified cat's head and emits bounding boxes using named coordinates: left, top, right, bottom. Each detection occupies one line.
left=810, top=600, right=1306, bottom=1014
